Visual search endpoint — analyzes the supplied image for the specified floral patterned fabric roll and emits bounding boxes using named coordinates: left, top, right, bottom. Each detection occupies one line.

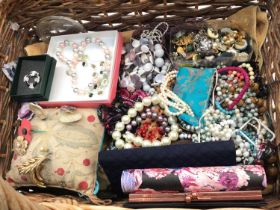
left=121, top=165, right=267, bottom=193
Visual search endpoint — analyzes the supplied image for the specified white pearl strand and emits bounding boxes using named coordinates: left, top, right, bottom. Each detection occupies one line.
left=160, top=70, right=194, bottom=117
left=112, top=95, right=180, bottom=149
left=141, top=22, right=169, bottom=43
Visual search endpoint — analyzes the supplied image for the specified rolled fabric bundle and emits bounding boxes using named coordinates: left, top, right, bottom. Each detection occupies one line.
left=99, top=141, right=236, bottom=193
left=121, top=165, right=267, bottom=193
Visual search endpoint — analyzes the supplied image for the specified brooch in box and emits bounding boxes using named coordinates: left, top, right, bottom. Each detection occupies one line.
left=10, top=55, right=56, bottom=102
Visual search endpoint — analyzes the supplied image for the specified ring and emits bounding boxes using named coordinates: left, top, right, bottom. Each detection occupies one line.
left=23, top=71, right=41, bottom=89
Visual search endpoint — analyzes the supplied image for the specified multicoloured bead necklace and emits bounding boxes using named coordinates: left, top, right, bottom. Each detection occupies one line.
left=55, top=37, right=112, bottom=97
left=111, top=95, right=189, bottom=149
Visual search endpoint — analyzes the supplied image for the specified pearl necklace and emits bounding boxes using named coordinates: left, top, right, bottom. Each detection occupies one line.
left=111, top=95, right=185, bottom=149
left=55, top=37, right=112, bottom=97
left=159, top=70, right=194, bottom=117
left=197, top=106, right=236, bottom=143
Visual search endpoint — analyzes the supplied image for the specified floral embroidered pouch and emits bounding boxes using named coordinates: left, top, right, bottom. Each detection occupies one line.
left=6, top=104, right=104, bottom=198
left=171, top=67, right=215, bottom=126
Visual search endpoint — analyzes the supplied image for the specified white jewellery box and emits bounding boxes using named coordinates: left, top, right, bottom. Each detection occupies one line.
left=40, top=31, right=123, bottom=107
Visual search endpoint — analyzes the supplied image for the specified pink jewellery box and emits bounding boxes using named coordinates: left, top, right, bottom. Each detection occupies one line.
left=40, top=31, right=122, bottom=107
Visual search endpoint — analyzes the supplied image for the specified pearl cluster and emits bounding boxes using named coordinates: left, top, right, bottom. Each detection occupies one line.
left=197, top=106, right=236, bottom=143
left=111, top=95, right=187, bottom=149
left=178, top=119, right=199, bottom=140
left=233, top=134, right=255, bottom=164
left=203, top=65, right=272, bottom=163
left=160, top=70, right=194, bottom=117
left=55, top=37, right=112, bottom=97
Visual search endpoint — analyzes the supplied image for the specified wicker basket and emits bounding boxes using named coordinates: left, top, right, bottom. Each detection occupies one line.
left=0, top=0, right=280, bottom=209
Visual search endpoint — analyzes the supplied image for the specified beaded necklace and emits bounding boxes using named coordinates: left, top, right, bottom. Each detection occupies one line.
left=55, top=37, right=112, bottom=97
left=112, top=95, right=189, bottom=149
left=217, top=66, right=250, bottom=110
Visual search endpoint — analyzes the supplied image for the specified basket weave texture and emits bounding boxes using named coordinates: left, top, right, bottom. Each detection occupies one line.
left=0, top=0, right=280, bottom=208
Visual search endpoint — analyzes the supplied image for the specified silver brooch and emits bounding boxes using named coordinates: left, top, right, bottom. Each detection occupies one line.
left=23, top=71, right=41, bottom=89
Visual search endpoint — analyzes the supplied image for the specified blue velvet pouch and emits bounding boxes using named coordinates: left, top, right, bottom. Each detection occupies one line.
left=171, top=67, right=216, bottom=126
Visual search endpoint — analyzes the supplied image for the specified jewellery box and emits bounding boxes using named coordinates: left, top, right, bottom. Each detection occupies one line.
left=40, top=31, right=123, bottom=107
left=10, top=55, right=56, bottom=102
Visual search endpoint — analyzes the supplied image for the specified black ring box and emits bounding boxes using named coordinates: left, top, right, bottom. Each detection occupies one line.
left=10, top=55, right=56, bottom=102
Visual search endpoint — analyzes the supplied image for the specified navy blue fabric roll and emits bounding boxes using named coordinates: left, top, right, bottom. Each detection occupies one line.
left=99, top=141, right=236, bottom=193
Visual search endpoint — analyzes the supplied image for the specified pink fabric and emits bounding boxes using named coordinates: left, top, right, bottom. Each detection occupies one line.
left=121, top=165, right=267, bottom=193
